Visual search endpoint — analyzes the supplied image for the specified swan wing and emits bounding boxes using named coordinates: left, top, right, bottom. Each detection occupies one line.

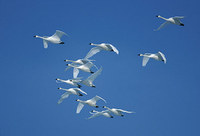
left=88, top=112, right=101, bottom=119
left=51, top=30, right=67, bottom=39
left=43, top=40, right=48, bottom=48
left=109, top=44, right=119, bottom=54
left=83, top=61, right=94, bottom=69
left=87, top=67, right=102, bottom=82
left=74, top=88, right=87, bottom=95
left=90, top=95, right=106, bottom=104
left=85, top=47, right=103, bottom=59
left=142, top=56, right=150, bottom=67
left=57, top=92, right=70, bottom=104
left=73, top=68, right=79, bottom=78
left=118, top=109, right=134, bottom=113
left=158, top=51, right=167, bottom=63
left=173, top=16, right=184, bottom=19
left=76, top=102, right=85, bottom=113
left=154, top=21, right=170, bottom=31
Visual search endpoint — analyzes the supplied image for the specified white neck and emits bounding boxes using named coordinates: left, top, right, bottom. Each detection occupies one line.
left=158, top=15, right=168, bottom=21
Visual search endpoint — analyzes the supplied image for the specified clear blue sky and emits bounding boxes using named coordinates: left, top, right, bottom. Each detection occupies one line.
left=0, top=0, right=200, bottom=136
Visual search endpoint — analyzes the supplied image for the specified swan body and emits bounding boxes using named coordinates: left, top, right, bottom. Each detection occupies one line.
left=55, top=78, right=82, bottom=88
left=103, top=106, right=134, bottom=117
left=67, top=62, right=94, bottom=74
left=88, top=110, right=113, bottom=119
left=155, top=15, right=184, bottom=31
left=85, top=43, right=119, bottom=59
left=80, top=67, right=102, bottom=88
left=65, top=59, right=97, bottom=78
left=76, top=95, right=106, bottom=114
left=57, top=88, right=87, bottom=104
left=34, top=30, right=67, bottom=48
left=138, top=51, right=166, bottom=67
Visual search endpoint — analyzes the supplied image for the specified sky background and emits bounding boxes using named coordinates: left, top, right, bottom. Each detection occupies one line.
left=0, top=0, right=200, bottom=136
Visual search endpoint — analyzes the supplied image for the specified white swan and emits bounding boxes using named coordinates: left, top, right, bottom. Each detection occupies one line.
left=155, top=15, right=184, bottom=31
left=34, top=30, right=68, bottom=48
left=80, top=67, right=102, bottom=88
left=88, top=110, right=113, bottom=119
left=67, top=61, right=94, bottom=75
left=103, top=106, right=134, bottom=117
left=64, top=59, right=97, bottom=78
left=57, top=87, right=87, bottom=104
left=85, top=43, right=119, bottom=59
left=76, top=95, right=106, bottom=114
left=55, top=78, right=82, bottom=88
left=138, top=51, right=166, bottom=67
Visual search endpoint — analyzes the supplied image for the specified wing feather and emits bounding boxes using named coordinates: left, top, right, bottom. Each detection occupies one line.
left=76, top=102, right=85, bottom=113
left=43, top=40, right=48, bottom=48
left=85, top=47, right=103, bottom=59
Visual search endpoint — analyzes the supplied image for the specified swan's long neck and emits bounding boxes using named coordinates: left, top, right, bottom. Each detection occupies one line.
left=158, top=15, right=168, bottom=21
left=104, top=106, right=111, bottom=110
left=65, top=59, right=76, bottom=63
left=35, top=35, right=44, bottom=39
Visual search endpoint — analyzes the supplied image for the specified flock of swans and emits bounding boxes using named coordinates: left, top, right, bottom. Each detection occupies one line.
left=34, top=15, right=184, bottom=119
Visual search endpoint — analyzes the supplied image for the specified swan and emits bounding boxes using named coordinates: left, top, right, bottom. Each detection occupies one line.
left=64, top=59, right=97, bottom=78
left=34, top=30, right=68, bottom=48
left=103, top=106, right=134, bottom=117
left=55, top=78, right=82, bottom=88
left=80, top=67, right=102, bottom=88
left=57, top=87, right=87, bottom=104
left=138, top=51, right=166, bottom=67
left=85, top=43, right=119, bottom=59
left=76, top=95, right=106, bottom=114
left=88, top=110, right=113, bottom=119
left=66, top=62, right=94, bottom=75
left=155, top=15, right=184, bottom=31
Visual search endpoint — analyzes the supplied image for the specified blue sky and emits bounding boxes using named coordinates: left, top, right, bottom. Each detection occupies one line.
left=0, top=0, right=200, bottom=136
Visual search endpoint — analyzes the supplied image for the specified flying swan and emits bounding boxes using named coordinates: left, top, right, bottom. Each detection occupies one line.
left=34, top=30, right=68, bottom=48
left=138, top=51, right=166, bottom=67
left=76, top=95, right=106, bottom=114
left=155, top=15, right=184, bottom=31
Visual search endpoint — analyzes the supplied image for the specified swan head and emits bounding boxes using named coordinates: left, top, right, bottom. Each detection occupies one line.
left=156, top=15, right=161, bottom=18
left=138, top=54, right=142, bottom=56
left=110, top=116, right=114, bottom=118
left=91, top=85, right=96, bottom=88
left=89, top=43, right=94, bottom=45
left=58, top=87, right=62, bottom=89
left=180, top=23, right=184, bottom=26
left=64, top=59, right=69, bottom=62
left=95, top=106, right=99, bottom=108
left=33, top=35, right=39, bottom=38
left=55, top=78, right=58, bottom=80
left=76, top=99, right=80, bottom=102
left=102, top=106, right=106, bottom=108
left=90, top=71, right=94, bottom=74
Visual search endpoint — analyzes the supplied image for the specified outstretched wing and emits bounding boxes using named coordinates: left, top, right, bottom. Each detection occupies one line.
left=73, top=68, right=79, bottom=78
left=173, top=16, right=184, bottom=19
left=85, top=47, right=103, bottom=59
left=89, top=95, right=106, bottom=105
left=51, top=30, right=67, bottom=39
left=158, top=51, right=167, bottom=63
left=83, top=62, right=94, bottom=69
left=109, top=44, right=119, bottom=54
left=87, top=67, right=103, bottom=82
left=57, top=92, right=70, bottom=104
left=43, top=40, right=48, bottom=48
left=88, top=112, right=101, bottom=119
left=76, top=102, right=85, bottom=114
left=74, top=88, right=87, bottom=95
left=118, top=109, right=135, bottom=113
left=154, top=21, right=170, bottom=31
left=142, top=56, right=150, bottom=67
